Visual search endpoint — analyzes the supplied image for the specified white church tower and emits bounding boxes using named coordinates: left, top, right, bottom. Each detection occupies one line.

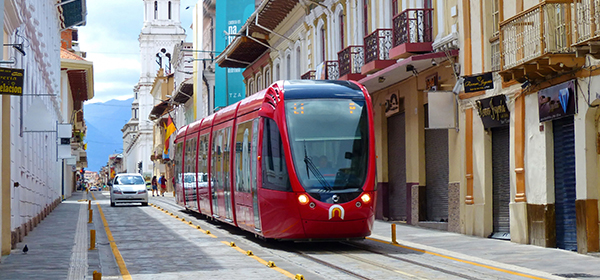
left=122, top=0, right=186, bottom=176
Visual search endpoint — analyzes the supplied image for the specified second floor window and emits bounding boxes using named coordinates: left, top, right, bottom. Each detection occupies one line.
left=154, top=1, right=158, bottom=20
left=321, top=26, right=326, bottom=62
left=363, top=0, right=368, bottom=36
left=339, top=13, right=345, bottom=50
left=168, top=1, right=172, bottom=20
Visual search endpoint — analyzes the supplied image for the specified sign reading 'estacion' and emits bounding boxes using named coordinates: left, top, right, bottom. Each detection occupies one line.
left=0, top=67, right=24, bottom=96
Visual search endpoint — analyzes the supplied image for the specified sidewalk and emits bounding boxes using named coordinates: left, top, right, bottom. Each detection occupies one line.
left=370, top=220, right=600, bottom=279
left=0, top=191, right=101, bottom=280
left=2, top=191, right=600, bottom=280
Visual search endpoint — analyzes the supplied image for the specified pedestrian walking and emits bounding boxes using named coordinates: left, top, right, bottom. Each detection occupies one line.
left=159, top=175, right=167, bottom=197
left=151, top=176, right=158, bottom=197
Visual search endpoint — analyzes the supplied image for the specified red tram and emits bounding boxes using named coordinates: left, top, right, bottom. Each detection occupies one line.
left=173, top=80, right=376, bottom=240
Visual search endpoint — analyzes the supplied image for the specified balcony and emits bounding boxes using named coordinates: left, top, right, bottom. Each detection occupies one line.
left=499, top=1, right=584, bottom=83
left=338, top=45, right=366, bottom=81
left=313, top=61, right=339, bottom=80
left=572, top=0, right=600, bottom=55
left=362, top=29, right=395, bottom=75
left=389, top=8, right=434, bottom=60
left=301, top=70, right=315, bottom=80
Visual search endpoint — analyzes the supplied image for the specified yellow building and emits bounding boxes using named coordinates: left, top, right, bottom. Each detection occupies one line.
left=215, top=0, right=599, bottom=254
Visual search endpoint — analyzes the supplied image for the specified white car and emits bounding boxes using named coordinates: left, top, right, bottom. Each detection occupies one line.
left=110, top=173, right=148, bottom=207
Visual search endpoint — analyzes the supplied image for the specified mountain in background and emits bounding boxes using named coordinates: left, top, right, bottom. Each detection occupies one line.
left=84, top=98, right=132, bottom=172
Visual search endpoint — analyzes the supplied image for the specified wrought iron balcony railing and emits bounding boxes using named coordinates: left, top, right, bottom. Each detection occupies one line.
left=573, top=0, right=600, bottom=45
left=301, top=70, right=316, bottom=80
left=491, top=39, right=501, bottom=72
left=364, top=29, right=393, bottom=64
left=500, top=1, right=574, bottom=70
left=338, top=45, right=364, bottom=78
left=325, top=61, right=339, bottom=80
left=393, top=8, right=433, bottom=47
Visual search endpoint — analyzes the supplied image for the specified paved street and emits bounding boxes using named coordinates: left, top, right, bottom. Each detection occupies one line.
left=2, top=190, right=600, bottom=279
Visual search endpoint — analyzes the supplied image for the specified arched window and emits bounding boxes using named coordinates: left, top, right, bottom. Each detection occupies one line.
left=264, top=68, right=271, bottom=87
left=320, top=26, right=326, bottom=62
left=296, top=46, right=301, bottom=79
left=286, top=53, right=291, bottom=80
left=339, top=12, right=345, bottom=50
left=154, top=1, right=158, bottom=19
left=168, top=1, right=172, bottom=19
left=275, top=63, right=280, bottom=81
left=363, top=0, right=368, bottom=36
left=256, top=74, right=262, bottom=91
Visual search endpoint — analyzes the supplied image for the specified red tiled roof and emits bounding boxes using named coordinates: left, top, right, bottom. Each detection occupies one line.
left=60, top=47, right=86, bottom=61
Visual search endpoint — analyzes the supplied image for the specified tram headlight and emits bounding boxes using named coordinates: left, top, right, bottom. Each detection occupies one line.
left=360, top=193, right=371, bottom=203
left=298, top=194, right=309, bottom=205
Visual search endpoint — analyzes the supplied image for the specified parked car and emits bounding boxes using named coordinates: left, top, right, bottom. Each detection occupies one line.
left=89, top=185, right=99, bottom=191
left=109, top=173, right=148, bottom=207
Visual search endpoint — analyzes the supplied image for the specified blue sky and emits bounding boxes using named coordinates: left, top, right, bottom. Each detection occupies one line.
left=79, top=0, right=196, bottom=103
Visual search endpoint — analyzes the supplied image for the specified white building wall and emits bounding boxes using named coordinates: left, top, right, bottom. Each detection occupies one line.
left=7, top=0, right=63, bottom=236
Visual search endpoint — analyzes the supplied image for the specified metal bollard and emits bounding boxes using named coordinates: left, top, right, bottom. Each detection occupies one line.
left=93, top=270, right=102, bottom=280
left=88, top=200, right=91, bottom=210
left=88, top=209, right=93, bottom=224
left=89, top=230, right=96, bottom=250
left=391, top=224, right=398, bottom=244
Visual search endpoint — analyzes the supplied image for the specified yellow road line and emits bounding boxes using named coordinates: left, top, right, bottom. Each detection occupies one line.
left=220, top=241, right=296, bottom=279
left=149, top=204, right=296, bottom=278
left=91, top=193, right=132, bottom=280
left=150, top=204, right=218, bottom=237
left=367, top=237, right=548, bottom=280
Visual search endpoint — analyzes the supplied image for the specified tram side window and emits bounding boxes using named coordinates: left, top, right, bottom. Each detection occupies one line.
left=235, top=120, right=254, bottom=193
left=262, top=118, right=291, bottom=192
left=197, top=134, right=209, bottom=185
left=174, top=142, right=183, bottom=185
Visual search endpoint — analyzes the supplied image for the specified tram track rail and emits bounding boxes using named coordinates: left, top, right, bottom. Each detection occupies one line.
left=147, top=198, right=542, bottom=280
left=276, top=241, right=484, bottom=280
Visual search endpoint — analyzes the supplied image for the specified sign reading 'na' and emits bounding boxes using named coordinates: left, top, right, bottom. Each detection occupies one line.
left=0, top=67, right=24, bottom=96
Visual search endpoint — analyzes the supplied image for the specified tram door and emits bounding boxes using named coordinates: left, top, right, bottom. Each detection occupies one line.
left=387, top=112, right=407, bottom=221
left=212, top=127, right=234, bottom=221
left=251, top=119, right=261, bottom=230
left=197, top=133, right=211, bottom=214
left=233, top=119, right=260, bottom=230
left=553, top=116, right=577, bottom=251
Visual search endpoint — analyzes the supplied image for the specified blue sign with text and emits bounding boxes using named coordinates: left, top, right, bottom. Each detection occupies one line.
left=215, top=0, right=255, bottom=109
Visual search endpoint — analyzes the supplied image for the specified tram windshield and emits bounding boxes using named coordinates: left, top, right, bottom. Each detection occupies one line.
left=285, top=98, right=369, bottom=203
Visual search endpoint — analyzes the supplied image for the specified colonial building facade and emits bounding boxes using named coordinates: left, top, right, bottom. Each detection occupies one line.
left=1, top=0, right=93, bottom=257
left=123, top=0, right=186, bottom=176
left=216, top=0, right=600, bottom=254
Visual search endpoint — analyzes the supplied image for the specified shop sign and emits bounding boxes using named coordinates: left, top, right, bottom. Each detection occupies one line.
left=464, top=72, right=494, bottom=93
left=538, top=80, right=576, bottom=122
left=384, top=91, right=401, bottom=117
left=475, top=94, right=510, bottom=129
left=0, top=67, right=24, bottom=96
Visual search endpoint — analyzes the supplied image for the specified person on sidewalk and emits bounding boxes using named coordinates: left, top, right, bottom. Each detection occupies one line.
left=159, top=175, right=167, bottom=197
left=151, top=176, right=158, bottom=197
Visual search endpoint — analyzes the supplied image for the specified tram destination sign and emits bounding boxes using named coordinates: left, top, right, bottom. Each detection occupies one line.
left=475, top=94, right=510, bottom=129
left=464, top=72, right=494, bottom=93
left=538, top=79, right=576, bottom=122
left=0, top=67, right=24, bottom=96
